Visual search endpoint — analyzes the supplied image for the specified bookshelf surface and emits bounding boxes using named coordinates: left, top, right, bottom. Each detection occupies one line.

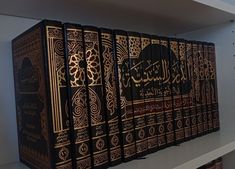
left=1, top=131, right=235, bottom=169
left=1, top=0, right=235, bottom=168
left=0, top=0, right=235, bottom=35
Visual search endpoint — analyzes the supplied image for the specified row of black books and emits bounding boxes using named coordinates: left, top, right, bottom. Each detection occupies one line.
left=12, top=20, right=220, bottom=169
left=198, top=157, right=223, bottom=169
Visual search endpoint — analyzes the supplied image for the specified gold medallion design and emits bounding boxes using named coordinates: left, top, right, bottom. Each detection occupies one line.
left=159, top=124, right=164, bottom=133
left=111, top=135, right=119, bottom=147
left=138, top=129, right=145, bottom=139
left=177, top=120, right=183, bottom=128
left=96, top=138, right=105, bottom=151
left=79, top=143, right=89, bottom=156
left=126, top=132, right=133, bottom=143
left=167, top=123, right=173, bottom=131
left=149, top=126, right=155, bottom=136
left=59, top=147, right=69, bottom=161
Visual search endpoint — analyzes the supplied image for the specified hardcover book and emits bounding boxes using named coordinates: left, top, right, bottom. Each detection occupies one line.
left=169, top=38, right=185, bottom=144
left=83, top=26, right=109, bottom=168
left=186, top=41, right=198, bottom=138
left=192, top=42, right=204, bottom=136
left=140, top=34, right=159, bottom=152
left=114, top=30, right=136, bottom=161
left=178, top=39, right=192, bottom=141
left=151, top=35, right=167, bottom=149
left=64, top=23, right=92, bottom=169
left=12, top=20, right=73, bottom=169
left=215, top=157, right=223, bottom=169
left=128, top=32, right=148, bottom=157
left=198, top=42, right=208, bottom=134
left=160, top=37, right=175, bottom=146
left=208, top=43, right=220, bottom=131
left=202, top=43, right=213, bottom=132
left=99, top=28, right=122, bottom=165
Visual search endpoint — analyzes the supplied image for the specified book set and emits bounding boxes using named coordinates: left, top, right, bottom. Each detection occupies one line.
left=12, top=20, right=220, bottom=169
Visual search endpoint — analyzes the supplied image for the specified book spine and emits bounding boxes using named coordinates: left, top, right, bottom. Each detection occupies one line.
left=198, top=43, right=209, bottom=134
left=192, top=42, right=204, bottom=136
left=128, top=32, right=148, bottom=156
left=151, top=36, right=167, bottom=149
left=114, top=30, right=136, bottom=161
left=208, top=43, right=220, bottom=131
left=160, top=38, right=175, bottom=146
left=203, top=43, right=213, bottom=133
left=12, top=22, right=53, bottom=169
left=83, top=27, right=109, bottom=168
left=64, top=24, right=92, bottom=169
left=169, top=39, right=184, bottom=144
left=186, top=41, right=198, bottom=138
left=178, top=40, right=192, bottom=141
left=141, top=34, right=158, bottom=152
left=44, top=23, right=73, bottom=169
left=99, top=29, right=122, bottom=165
left=215, top=157, right=223, bottom=169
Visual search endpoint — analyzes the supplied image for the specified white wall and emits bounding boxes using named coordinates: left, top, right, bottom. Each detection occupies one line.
left=0, top=15, right=38, bottom=166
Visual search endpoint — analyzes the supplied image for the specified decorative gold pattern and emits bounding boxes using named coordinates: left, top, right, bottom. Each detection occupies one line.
left=89, top=88, right=102, bottom=124
left=129, top=36, right=141, bottom=57
left=84, top=31, right=102, bottom=86
left=59, top=147, right=69, bottom=161
left=47, top=26, right=64, bottom=132
left=96, top=138, right=105, bottom=151
left=79, top=143, right=89, bottom=156
left=111, top=135, right=119, bottom=147
left=12, top=26, right=51, bottom=168
left=46, top=25, right=72, bottom=168
left=101, top=33, right=117, bottom=115
left=72, top=88, right=88, bottom=128
left=126, top=132, right=133, bottom=143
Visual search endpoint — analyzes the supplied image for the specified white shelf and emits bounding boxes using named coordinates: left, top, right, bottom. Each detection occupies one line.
left=1, top=131, right=235, bottom=169
left=0, top=0, right=235, bottom=35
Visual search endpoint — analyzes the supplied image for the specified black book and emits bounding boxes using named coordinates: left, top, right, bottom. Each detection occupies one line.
left=203, top=42, right=213, bottom=132
left=169, top=38, right=185, bottom=144
left=63, top=23, right=92, bottom=169
left=186, top=41, right=198, bottom=138
left=99, top=28, right=122, bottom=166
left=127, top=31, right=148, bottom=157
left=178, top=39, right=192, bottom=141
left=198, top=42, right=209, bottom=134
left=160, top=37, right=175, bottom=146
left=83, top=26, right=109, bottom=168
left=12, top=20, right=73, bottom=169
left=208, top=43, right=220, bottom=131
left=151, top=35, right=167, bottom=149
left=192, top=41, right=204, bottom=136
left=140, top=34, right=159, bottom=152
left=113, top=30, right=136, bottom=161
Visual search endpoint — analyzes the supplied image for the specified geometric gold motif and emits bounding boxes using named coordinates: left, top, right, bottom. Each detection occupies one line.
left=126, top=132, right=133, bottom=144
left=111, top=135, right=119, bottom=147
left=101, top=35, right=117, bottom=116
left=79, top=143, right=88, bottom=156
left=59, top=147, right=69, bottom=161
left=138, top=129, right=145, bottom=139
left=96, top=138, right=105, bottom=151
left=72, top=87, right=88, bottom=129
left=89, top=88, right=102, bottom=124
